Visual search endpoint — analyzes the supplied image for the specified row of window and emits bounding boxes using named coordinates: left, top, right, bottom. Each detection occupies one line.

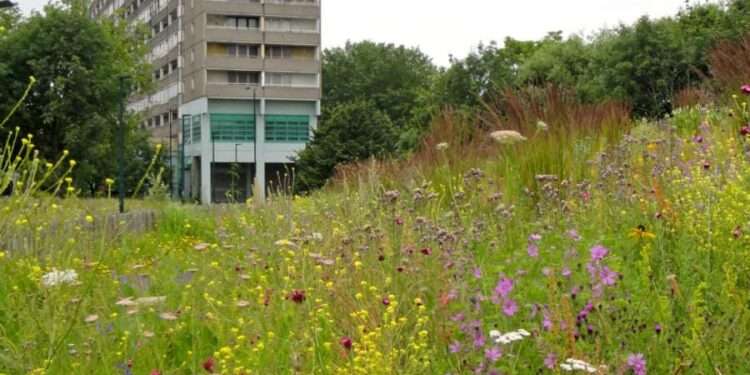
left=206, top=71, right=318, bottom=87
left=204, top=43, right=317, bottom=60
left=151, top=9, right=178, bottom=38
left=184, top=114, right=310, bottom=143
left=143, top=110, right=179, bottom=129
left=153, top=59, right=179, bottom=81
left=205, top=15, right=318, bottom=33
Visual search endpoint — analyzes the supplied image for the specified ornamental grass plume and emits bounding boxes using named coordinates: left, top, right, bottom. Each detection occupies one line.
left=489, top=130, right=527, bottom=145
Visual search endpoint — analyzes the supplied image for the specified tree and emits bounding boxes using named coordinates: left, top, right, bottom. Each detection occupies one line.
left=322, top=41, right=437, bottom=149
left=0, top=2, right=154, bottom=194
left=294, top=101, right=397, bottom=192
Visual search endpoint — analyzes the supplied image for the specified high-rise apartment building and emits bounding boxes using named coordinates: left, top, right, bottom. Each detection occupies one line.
left=90, top=0, right=321, bottom=204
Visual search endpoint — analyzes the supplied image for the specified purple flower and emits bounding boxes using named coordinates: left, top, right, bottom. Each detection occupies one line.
left=544, top=352, right=557, bottom=369
left=655, top=323, right=662, bottom=335
left=627, top=353, right=647, bottom=375
left=527, top=243, right=539, bottom=257
left=473, top=332, right=486, bottom=348
left=485, top=346, right=502, bottom=363
left=451, top=313, right=465, bottom=322
left=494, top=277, right=514, bottom=298
left=473, top=267, right=482, bottom=279
left=567, top=229, right=581, bottom=241
left=449, top=341, right=462, bottom=353
left=600, top=266, right=618, bottom=286
left=502, top=299, right=518, bottom=317
left=529, top=233, right=542, bottom=242
left=561, top=267, right=572, bottom=277
left=542, top=313, right=553, bottom=330
left=590, top=245, right=609, bottom=261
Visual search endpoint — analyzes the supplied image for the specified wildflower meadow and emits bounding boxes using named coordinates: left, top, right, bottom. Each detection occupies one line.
left=5, top=71, right=750, bottom=375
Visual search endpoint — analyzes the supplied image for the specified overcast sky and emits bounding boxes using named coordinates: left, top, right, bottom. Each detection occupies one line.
left=18, top=0, right=691, bottom=66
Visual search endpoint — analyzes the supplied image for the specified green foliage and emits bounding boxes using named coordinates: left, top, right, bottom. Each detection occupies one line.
left=294, top=100, right=396, bottom=192
left=0, top=2, right=154, bottom=195
left=322, top=41, right=438, bottom=148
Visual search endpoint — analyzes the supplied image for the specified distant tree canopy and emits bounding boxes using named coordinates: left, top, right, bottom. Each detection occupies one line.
left=0, top=2, right=154, bottom=195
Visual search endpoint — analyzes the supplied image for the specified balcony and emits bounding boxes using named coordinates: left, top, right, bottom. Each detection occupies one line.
left=200, top=0, right=263, bottom=16
left=264, top=58, right=320, bottom=74
left=264, top=1, right=320, bottom=18
left=207, top=55, right=264, bottom=71
left=206, top=27, right=263, bottom=44
left=264, top=31, right=320, bottom=46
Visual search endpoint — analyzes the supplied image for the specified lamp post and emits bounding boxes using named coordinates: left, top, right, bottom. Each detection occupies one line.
left=117, top=75, right=131, bottom=214
left=245, top=85, right=258, bottom=199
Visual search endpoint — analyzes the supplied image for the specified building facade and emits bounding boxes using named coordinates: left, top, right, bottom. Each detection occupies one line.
left=90, top=0, right=321, bottom=204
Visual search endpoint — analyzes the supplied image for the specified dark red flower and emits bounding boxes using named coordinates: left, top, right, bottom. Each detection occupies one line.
left=420, top=247, right=432, bottom=255
left=741, top=84, right=750, bottom=95
left=288, top=289, right=306, bottom=304
left=395, top=217, right=404, bottom=225
left=741, top=125, right=750, bottom=136
left=202, top=357, right=215, bottom=373
left=382, top=297, right=390, bottom=306
left=150, top=370, right=162, bottom=375
left=340, top=336, right=353, bottom=350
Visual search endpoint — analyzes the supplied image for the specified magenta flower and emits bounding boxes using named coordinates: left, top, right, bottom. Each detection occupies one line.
left=561, top=267, right=572, bottom=277
left=544, top=352, right=557, bottom=369
left=741, top=125, right=750, bottom=136
left=529, top=233, right=542, bottom=242
left=741, top=84, right=750, bottom=95
left=542, top=313, right=553, bottom=330
left=590, top=245, right=609, bottom=261
left=567, top=229, right=581, bottom=241
left=502, top=299, right=518, bottom=316
left=473, top=267, right=482, bottom=279
left=473, top=332, right=486, bottom=348
left=600, top=266, right=618, bottom=286
left=495, top=277, right=514, bottom=298
left=527, top=243, right=539, bottom=257
left=449, top=341, right=462, bottom=353
left=485, top=346, right=502, bottom=362
left=627, top=353, right=647, bottom=375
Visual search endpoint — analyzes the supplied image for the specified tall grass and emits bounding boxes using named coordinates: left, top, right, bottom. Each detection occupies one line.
left=709, top=34, right=750, bottom=96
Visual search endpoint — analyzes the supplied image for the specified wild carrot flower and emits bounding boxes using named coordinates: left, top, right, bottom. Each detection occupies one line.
left=560, top=358, right=598, bottom=373
left=490, top=329, right=530, bottom=344
left=436, top=142, right=449, bottom=151
left=41, top=269, right=78, bottom=287
left=490, top=130, right=527, bottom=144
left=627, top=353, right=647, bottom=375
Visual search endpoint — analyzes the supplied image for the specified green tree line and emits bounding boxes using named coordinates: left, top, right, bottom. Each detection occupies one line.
left=295, top=0, right=750, bottom=192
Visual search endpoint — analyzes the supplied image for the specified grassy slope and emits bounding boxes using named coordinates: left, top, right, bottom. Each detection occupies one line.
left=2, top=104, right=750, bottom=374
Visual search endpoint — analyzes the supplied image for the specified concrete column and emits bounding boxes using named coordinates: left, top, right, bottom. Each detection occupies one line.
left=254, top=99, right=266, bottom=200
left=200, top=113, right=212, bottom=204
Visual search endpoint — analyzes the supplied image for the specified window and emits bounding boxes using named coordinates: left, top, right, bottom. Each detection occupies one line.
left=191, top=115, right=202, bottom=143
left=210, top=113, right=255, bottom=142
left=170, top=59, right=178, bottom=72
left=265, top=17, right=317, bottom=32
left=266, top=46, right=291, bottom=59
left=265, top=115, right=310, bottom=142
left=265, top=73, right=317, bottom=87
left=154, top=115, right=161, bottom=127
left=227, top=71, right=259, bottom=85
left=153, top=69, right=161, bottom=80
left=207, top=15, right=259, bottom=29
left=216, top=43, right=258, bottom=58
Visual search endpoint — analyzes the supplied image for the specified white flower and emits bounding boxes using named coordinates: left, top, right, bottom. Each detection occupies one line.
left=490, top=130, right=527, bottom=145
left=560, top=358, right=598, bottom=373
left=436, top=142, right=449, bottom=151
left=41, top=269, right=78, bottom=287
left=490, top=328, right=531, bottom=344
left=536, top=120, right=549, bottom=131
left=311, top=232, right=323, bottom=241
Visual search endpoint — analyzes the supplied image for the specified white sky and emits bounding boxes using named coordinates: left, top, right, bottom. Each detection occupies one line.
left=18, top=0, right=692, bottom=66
